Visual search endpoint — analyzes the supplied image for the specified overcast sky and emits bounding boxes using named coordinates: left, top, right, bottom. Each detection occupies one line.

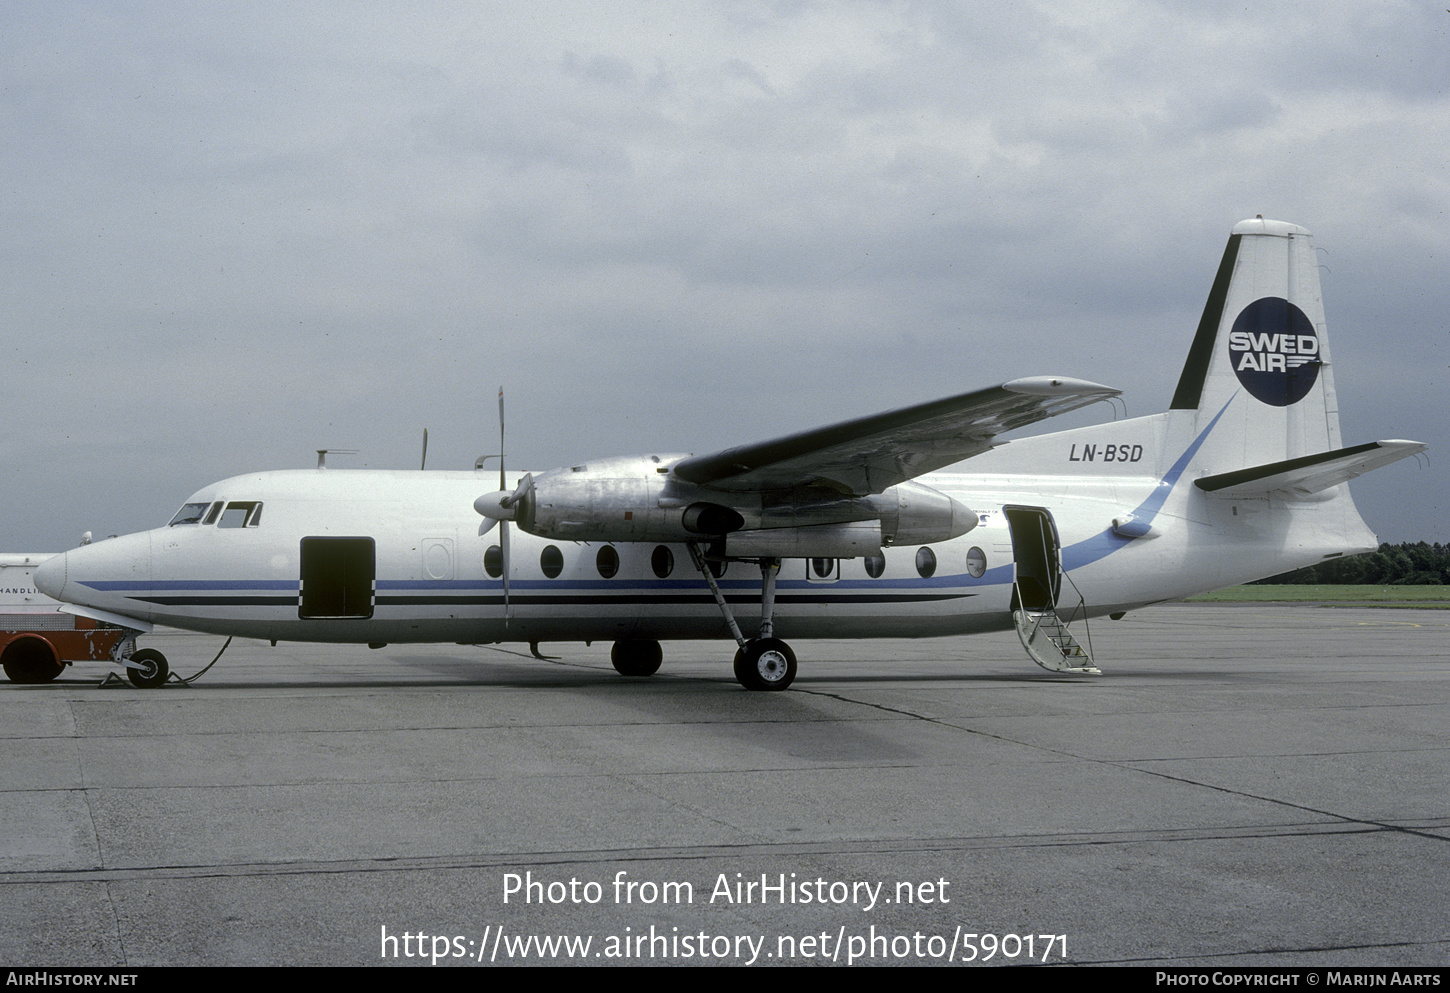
left=3, top=1, right=1446, bottom=552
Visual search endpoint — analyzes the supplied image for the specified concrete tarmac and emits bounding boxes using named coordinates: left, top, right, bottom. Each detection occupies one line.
left=2, top=603, right=1447, bottom=967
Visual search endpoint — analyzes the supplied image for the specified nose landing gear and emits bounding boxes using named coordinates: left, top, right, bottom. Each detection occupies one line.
left=126, top=648, right=170, bottom=689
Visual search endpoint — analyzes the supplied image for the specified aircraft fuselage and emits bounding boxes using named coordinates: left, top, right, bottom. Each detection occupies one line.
left=36, top=412, right=1372, bottom=650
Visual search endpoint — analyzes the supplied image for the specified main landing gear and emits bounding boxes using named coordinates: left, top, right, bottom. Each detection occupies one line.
left=610, top=639, right=663, bottom=677
left=733, top=638, right=797, bottom=691
left=689, top=543, right=798, bottom=691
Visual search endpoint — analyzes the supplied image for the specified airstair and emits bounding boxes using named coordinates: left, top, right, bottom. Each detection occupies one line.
left=1012, top=600, right=1100, bottom=675
left=1004, top=505, right=1101, bottom=675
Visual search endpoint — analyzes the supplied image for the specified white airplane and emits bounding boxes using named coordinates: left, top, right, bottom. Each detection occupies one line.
left=32, top=218, right=1425, bottom=690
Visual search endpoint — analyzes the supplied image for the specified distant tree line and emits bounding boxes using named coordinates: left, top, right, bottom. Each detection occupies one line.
left=1254, top=542, right=1450, bottom=585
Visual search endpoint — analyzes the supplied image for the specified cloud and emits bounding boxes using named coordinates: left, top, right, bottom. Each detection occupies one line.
left=2, top=1, right=1446, bottom=547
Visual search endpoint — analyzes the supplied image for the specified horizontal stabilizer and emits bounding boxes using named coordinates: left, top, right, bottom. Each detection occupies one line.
left=1194, top=440, right=1426, bottom=498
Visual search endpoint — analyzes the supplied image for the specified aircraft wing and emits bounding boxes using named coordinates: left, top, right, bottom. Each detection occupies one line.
left=672, top=376, right=1119, bottom=495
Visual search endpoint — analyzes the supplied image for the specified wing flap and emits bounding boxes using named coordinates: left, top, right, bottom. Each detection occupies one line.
left=673, top=376, right=1119, bottom=495
left=1194, top=440, right=1427, bottom=498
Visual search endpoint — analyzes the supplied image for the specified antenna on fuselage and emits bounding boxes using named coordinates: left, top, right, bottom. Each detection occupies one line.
left=315, top=449, right=358, bottom=469
left=420, top=428, right=429, bottom=471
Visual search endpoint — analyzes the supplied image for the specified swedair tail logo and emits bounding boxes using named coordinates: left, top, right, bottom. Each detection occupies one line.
left=1227, top=296, right=1321, bottom=407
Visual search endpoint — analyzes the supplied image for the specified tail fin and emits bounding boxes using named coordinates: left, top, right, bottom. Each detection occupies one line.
left=1175, top=217, right=1423, bottom=495
left=1172, top=218, right=1343, bottom=465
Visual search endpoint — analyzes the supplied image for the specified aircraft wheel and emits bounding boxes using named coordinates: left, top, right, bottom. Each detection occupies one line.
left=128, top=649, right=169, bottom=689
left=610, top=639, right=662, bottom=677
left=2, top=636, right=63, bottom=684
left=735, top=638, right=796, bottom=691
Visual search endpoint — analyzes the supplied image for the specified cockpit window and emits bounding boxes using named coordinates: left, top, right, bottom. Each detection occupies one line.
left=168, top=502, right=212, bottom=526
left=217, top=501, right=264, bottom=528
left=202, top=502, right=223, bottom=525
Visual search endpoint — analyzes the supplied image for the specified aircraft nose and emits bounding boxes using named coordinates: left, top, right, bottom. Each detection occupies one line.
left=33, top=552, right=67, bottom=600
left=32, top=532, right=153, bottom=617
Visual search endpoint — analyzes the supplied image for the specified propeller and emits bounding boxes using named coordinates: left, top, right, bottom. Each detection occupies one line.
left=470, top=390, right=514, bottom=623
left=474, top=393, right=533, bottom=526
left=473, top=390, right=540, bottom=626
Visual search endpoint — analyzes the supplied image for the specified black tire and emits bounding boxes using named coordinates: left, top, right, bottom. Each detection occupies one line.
left=610, top=639, right=663, bottom=677
left=128, top=649, right=169, bottom=689
left=735, top=638, right=796, bottom=691
left=2, top=636, right=63, bottom=684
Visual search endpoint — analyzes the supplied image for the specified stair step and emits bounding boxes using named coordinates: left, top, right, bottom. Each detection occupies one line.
left=1012, top=607, right=1100, bottom=676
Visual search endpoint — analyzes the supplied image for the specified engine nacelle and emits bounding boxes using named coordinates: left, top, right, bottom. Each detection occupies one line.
left=510, top=455, right=672, bottom=541
left=727, top=522, right=883, bottom=558
left=481, top=455, right=977, bottom=549
left=869, top=481, right=977, bottom=545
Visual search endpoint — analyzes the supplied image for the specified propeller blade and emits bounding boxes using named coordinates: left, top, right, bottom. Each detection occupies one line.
left=501, top=509, right=510, bottom=625
left=498, top=388, right=509, bottom=625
